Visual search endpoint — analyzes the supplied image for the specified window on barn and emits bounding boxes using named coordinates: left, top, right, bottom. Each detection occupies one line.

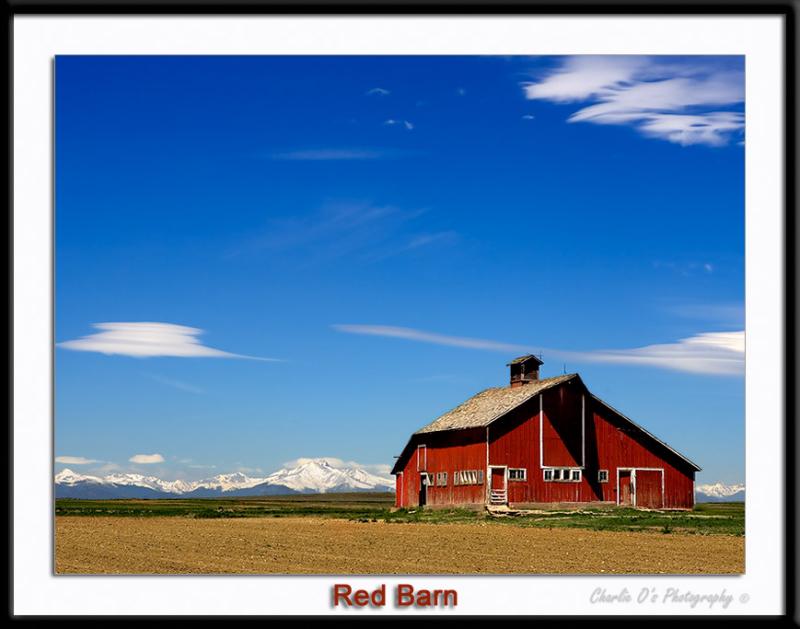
left=544, top=468, right=582, bottom=482
left=453, top=470, right=482, bottom=485
left=436, top=472, right=448, bottom=486
left=598, top=470, right=609, bottom=483
left=509, top=468, right=527, bottom=481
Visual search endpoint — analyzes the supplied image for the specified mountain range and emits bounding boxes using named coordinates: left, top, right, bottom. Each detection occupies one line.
left=695, top=482, right=745, bottom=502
left=55, top=462, right=744, bottom=503
left=55, top=458, right=395, bottom=499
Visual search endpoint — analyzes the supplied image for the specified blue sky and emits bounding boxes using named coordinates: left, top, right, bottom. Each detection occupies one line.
left=55, top=55, right=744, bottom=484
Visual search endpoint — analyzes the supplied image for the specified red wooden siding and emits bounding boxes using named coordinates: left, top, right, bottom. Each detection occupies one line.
left=394, top=377, right=696, bottom=509
left=541, top=385, right=583, bottom=467
left=395, top=427, right=487, bottom=508
left=635, top=470, right=663, bottom=508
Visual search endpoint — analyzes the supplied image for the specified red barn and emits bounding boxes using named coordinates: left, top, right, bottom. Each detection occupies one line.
left=391, top=356, right=700, bottom=510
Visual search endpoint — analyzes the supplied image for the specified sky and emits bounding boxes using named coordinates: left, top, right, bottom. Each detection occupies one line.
left=55, top=55, right=745, bottom=484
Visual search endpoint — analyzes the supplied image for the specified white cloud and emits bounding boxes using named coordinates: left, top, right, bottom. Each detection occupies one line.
left=384, top=119, right=414, bottom=130
left=567, top=331, right=744, bottom=376
left=129, top=453, right=165, bottom=464
left=522, top=56, right=744, bottom=146
left=59, top=322, right=277, bottom=360
left=55, top=456, right=100, bottom=465
left=521, top=114, right=535, bottom=120
left=334, top=324, right=744, bottom=376
left=366, top=87, right=390, bottom=96
left=268, top=148, right=385, bottom=161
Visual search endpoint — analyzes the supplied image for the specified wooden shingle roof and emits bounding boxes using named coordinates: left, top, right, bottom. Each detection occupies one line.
left=414, top=373, right=577, bottom=434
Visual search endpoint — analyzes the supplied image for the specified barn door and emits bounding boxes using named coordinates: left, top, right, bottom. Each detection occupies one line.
left=619, top=470, right=633, bottom=506
left=635, top=470, right=663, bottom=508
left=489, top=467, right=507, bottom=505
left=419, top=473, right=428, bottom=506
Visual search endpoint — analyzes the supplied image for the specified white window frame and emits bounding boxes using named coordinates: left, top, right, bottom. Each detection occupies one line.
left=543, top=467, right=582, bottom=482
left=436, top=472, right=447, bottom=486
left=416, top=444, right=427, bottom=471
left=598, top=469, right=609, bottom=483
left=508, top=468, right=527, bottom=481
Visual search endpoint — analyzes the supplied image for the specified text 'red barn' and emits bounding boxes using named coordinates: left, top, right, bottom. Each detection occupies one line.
left=392, top=356, right=700, bottom=509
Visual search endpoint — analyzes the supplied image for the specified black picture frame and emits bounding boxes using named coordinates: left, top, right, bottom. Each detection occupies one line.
left=6, top=0, right=796, bottom=622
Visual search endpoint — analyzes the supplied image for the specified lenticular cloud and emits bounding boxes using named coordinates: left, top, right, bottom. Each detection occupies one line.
left=522, top=56, right=744, bottom=146
left=58, top=322, right=275, bottom=360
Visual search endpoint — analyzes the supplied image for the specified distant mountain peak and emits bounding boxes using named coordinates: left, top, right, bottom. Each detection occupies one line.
left=55, top=457, right=394, bottom=498
left=695, top=481, right=745, bottom=502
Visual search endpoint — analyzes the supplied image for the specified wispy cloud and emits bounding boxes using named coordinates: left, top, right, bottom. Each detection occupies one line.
left=240, top=202, right=454, bottom=265
left=268, top=148, right=387, bottom=161
left=55, top=456, right=100, bottom=465
left=333, top=324, right=744, bottom=376
left=366, top=87, right=390, bottom=96
left=365, top=231, right=459, bottom=262
left=522, top=56, right=744, bottom=146
left=332, top=324, right=529, bottom=353
left=59, top=322, right=278, bottom=361
left=669, top=303, right=744, bottom=327
left=521, top=114, right=535, bottom=120
left=147, top=373, right=205, bottom=395
left=129, top=453, right=165, bottom=464
left=653, top=260, right=717, bottom=276
left=384, top=119, right=414, bottom=131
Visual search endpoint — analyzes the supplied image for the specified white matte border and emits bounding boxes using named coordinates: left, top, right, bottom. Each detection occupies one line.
left=13, top=15, right=785, bottom=616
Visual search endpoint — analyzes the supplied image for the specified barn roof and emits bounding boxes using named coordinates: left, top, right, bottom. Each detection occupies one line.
left=414, top=373, right=577, bottom=434
left=506, top=354, right=543, bottom=366
left=392, top=371, right=701, bottom=475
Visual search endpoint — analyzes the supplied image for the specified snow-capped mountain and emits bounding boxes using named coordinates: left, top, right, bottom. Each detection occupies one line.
left=695, top=482, right=745, bottom=502
left=260, top=458, right=394, bottom=493
left=55, top=458, right=394, bottom=499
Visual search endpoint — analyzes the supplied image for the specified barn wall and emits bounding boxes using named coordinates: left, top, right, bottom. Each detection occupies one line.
left=491, top=383, right=602, bottom=504
left=489, top=380, right=695, bottom=508
left=394, top=427, right=486, bottom=508
left=589, top=403, right=696, bottom=508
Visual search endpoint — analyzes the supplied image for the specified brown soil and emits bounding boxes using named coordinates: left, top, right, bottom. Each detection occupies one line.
left=55, top=516, right=744, bottom=575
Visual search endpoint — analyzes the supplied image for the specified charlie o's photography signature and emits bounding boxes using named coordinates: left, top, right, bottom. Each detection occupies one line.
left=590, top=587, right=746, bottom=609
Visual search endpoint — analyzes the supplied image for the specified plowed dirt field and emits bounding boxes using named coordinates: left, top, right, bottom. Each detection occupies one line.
left=55, top=516, right=744, bottom=574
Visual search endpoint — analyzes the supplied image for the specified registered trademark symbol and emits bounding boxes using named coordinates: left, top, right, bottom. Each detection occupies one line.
left=739, top=593, right=750, bottom=603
